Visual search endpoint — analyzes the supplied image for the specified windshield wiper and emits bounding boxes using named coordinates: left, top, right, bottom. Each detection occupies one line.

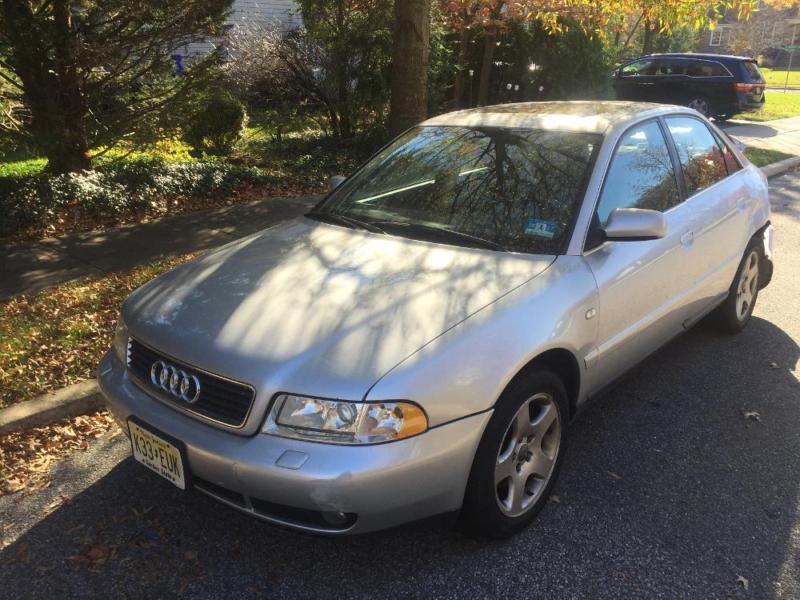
left=305, top=211, right=386, bottom=234
left=373, top=221, right=507, bottom=252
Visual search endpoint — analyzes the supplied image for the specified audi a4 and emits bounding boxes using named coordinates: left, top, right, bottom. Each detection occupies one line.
left=98, top=101, right=773, bottom=538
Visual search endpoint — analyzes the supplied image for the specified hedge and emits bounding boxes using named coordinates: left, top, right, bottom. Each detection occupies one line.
left=0, top=157, right=275, bottom=237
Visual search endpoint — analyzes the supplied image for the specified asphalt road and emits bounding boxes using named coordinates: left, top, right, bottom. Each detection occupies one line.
left=2, top=172, right=799, bottom=599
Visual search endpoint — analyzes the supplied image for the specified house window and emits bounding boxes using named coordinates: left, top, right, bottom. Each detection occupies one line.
left=710, top=28, right=723, bottom=46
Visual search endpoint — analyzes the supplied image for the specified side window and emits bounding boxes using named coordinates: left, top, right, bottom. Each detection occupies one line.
left=656, top=60, right=687, bottom=76
left=686, top=60, right=712, bottom=77
left=595, top=121, right=681, bottom=228
left=712, top=130, right=742, bottom=175
left=666, top=116, right=729, bottom=196
left=621, top=60, right=655, bottom=77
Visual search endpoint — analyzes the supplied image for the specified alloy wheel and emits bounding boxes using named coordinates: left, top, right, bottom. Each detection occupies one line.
left=495, top=392, right=561, bottom=517
left=735, top=250, right=759, bottom=321
left=687, top=97, right=710, bottom=116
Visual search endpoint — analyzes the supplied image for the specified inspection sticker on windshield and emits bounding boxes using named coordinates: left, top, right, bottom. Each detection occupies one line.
left=526, top=218, right=556, bottom=239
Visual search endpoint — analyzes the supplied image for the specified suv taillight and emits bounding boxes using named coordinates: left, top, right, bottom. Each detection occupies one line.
left=734, top=82, right=756, bottom=92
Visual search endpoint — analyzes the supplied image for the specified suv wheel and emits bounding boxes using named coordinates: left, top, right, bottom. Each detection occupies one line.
left=460, top=367, right=567, bottom=539
left=687, top=96, right=712, bottom=117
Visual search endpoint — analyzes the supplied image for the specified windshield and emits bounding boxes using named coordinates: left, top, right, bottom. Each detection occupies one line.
left=314, top=126, right=600, bottom=254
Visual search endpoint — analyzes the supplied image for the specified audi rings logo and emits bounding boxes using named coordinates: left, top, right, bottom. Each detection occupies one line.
left=150, top=360, right=201, bottom=404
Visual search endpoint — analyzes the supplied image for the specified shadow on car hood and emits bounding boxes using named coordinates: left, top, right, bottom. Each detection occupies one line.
left=124, top=218, right=554, bottom=401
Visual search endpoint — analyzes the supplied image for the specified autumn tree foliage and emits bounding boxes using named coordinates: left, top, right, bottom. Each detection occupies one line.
left=439, top=0, right=765, bottom=107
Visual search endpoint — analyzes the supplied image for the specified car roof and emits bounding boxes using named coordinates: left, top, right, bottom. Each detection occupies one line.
left=421, top=101, right=691, bottom=135
left=644, top=52, right=755, bottom=62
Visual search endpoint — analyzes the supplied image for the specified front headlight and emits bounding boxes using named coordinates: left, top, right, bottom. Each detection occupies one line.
left=262, top=393, right=428, bottom=444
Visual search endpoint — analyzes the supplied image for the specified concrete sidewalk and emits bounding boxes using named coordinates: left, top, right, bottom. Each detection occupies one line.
left=722, top=115, right=800, bottom=155
left=0, top=194, right=319, bottom=300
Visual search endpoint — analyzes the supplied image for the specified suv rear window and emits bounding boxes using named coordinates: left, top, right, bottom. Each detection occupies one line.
left=741, top=61, right=764, bottom=82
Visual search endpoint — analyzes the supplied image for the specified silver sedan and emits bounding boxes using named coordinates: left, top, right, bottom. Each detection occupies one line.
left=98, top=101, right=773, bottom=537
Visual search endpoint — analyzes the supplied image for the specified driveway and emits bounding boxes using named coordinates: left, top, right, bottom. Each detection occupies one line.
left=1, top=173, right=799, bottom=599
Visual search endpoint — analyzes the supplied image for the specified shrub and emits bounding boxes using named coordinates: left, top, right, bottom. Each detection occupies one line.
left=183, top=90, right=247, bottom=157
left=0, top=158, right=273, bottom=238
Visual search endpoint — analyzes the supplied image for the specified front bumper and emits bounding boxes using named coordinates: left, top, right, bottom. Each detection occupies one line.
left=760, top=223, right=775, bottom=289
left=97, top=350, right=491, bottom=534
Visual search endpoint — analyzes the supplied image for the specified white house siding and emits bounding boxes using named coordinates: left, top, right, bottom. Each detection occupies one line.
left=184, top=0, right=301, bottom=57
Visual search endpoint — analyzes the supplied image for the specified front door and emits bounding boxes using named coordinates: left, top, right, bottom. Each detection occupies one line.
left=582, top=119, right=703, bottom=386
left=615, top=59, right=657, bottom=102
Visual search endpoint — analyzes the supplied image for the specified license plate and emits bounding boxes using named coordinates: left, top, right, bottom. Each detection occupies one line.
left=129, top=420, right=186, bottom=490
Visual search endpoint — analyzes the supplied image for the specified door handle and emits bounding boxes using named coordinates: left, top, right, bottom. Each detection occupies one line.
left=680, top=231, right=694, bottom=246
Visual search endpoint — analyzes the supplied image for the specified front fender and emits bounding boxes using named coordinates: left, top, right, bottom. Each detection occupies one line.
left=365, top=256, right=599, bottom=427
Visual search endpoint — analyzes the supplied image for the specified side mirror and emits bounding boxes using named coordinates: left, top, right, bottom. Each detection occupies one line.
left=328, top=175, right=346, bottom=192
left=603, top=208, right=667, bottom=241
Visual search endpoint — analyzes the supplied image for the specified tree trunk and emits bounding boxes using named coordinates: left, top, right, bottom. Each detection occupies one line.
left=1, top=0, right=91, bottom=173
left=332, top=0, right=353, bottom=138
left=388, top=0, right=431, bottom=137
left=452, top=23, right=471, bottom=108
left=477, top=28, right=497, bottom=107
left=641, top=18, right=655, bottom=56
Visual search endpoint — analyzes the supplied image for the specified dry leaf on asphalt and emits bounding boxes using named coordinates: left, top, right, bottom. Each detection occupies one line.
left=0, top=410, right=118, bottom=496
left=736, top=575, right=749, bottom=591
left=606, top=470, right=623, bottom=480
left=742, top=411, right=761, bottom=422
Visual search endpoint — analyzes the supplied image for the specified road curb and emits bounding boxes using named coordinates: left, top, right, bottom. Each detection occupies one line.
left=0, top=379, right=104, bottom=435
left=762, top=156, right=800, bottom=179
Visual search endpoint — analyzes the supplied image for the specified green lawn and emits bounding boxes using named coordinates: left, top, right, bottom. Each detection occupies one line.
left=760, top=67, right=800, bottom=89
left=743, top=147, right=795, bottom=167
left=741, top=91, right=800, bottom=122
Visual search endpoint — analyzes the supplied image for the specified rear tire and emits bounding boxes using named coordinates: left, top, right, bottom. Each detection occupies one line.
left=460, top=367, right=568, bottom=539
left=687, top=96, right=712, bottom=117
left=710, top=240, right=763, bottom=334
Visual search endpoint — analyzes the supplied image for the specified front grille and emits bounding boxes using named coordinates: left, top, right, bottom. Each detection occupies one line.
left=126, top=338, right=255, bottom=428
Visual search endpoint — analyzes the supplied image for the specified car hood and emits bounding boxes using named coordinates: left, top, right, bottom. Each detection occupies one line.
left=124, top=218, right=554, bottom=424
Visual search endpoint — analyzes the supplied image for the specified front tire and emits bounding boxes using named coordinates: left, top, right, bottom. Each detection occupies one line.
left=710, top=240, right=763, bottom=334
left=460, top=368, right=568, bottom=539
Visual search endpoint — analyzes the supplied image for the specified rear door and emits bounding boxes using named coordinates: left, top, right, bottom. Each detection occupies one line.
left=582, top=119, right=706, bottom=383
left=614, top=59, right=657, bottom=101
left=662, top=115, right=752, bottom=318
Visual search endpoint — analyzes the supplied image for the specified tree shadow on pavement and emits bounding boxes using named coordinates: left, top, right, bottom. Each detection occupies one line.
left=1, top=317, right=798, bottom=599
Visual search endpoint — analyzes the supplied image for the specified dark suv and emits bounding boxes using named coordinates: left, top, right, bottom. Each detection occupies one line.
left=612, top=53, right=765, bottom=120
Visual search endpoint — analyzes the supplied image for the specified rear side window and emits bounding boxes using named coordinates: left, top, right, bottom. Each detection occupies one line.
left=656, top=60, right=688, bottom=75
left=621, top=60, right=655, bottom=77
left=595, top=121, right=681, bottom=227
left=741, top=61, right=764, bottom=82
left=686, top=60, right=730, bottom=77
left=712, top=131, right=742, bottom=175
left=666, top=117, right=728, bottom=196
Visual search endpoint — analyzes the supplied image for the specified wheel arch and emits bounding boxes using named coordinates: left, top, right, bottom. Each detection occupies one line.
left=499, top=348, right=582, bottom=420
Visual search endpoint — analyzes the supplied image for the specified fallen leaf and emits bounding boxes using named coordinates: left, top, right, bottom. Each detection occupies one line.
left=736, top=575, right=749, bottom=591
left=769, top=362, right=779, bottom=369
left=184, top=550, right=197, bottom=561
left=607, top=471, right=623, bottom=480
left=549, top=495, right=561, bottom=504
left=743, top=411, right=761, bottom=422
